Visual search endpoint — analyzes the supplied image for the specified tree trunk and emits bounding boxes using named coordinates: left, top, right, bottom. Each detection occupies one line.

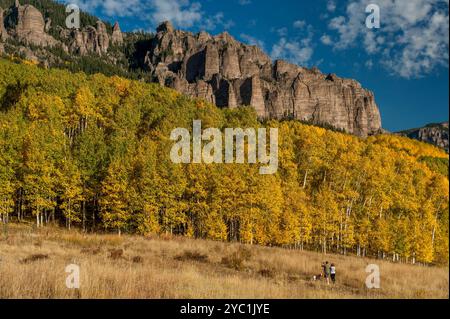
left=68, top=199, right=71, bottom=230
left=92, top=198, right=96, bottom=232
left=303, top=170, right=308, bottom=189
left=82, top=200, right=86, bottom=232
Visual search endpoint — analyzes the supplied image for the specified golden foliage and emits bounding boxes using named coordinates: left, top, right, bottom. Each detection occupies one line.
left=0, top=58, right=448, bottom=265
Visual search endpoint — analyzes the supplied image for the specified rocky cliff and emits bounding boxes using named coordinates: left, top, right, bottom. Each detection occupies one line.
left=56, top=20, right=111, bottom=55
left=2, top=0, right=57, bottom=47
left=1, top=0, right=122, bottom=56
left=111, top=21, right=123, bottom=45
left=398, top=122, right=449, bottom=151
left=0, top=7, right=8, bottom=41
left=145, top=21, right=382, bottom=137
left=1, top=2, right=383, bottom=137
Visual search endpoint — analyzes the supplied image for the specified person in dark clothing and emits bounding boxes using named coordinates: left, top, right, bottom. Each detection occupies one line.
left=324, top=261, right=331, bottom=285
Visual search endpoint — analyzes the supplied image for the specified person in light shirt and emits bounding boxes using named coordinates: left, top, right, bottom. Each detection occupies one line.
left=330, top=263, right=336, bottom=284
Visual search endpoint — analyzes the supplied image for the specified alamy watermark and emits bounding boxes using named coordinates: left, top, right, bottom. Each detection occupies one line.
left=170, top=121, right=279, bottom=175
left=365, top=264, right=381, bottom=289
left=65, top=264, right=80, bottom=289
left=65, top=4, right=80, bottom=29
left=366, top=4, right=381, bottom=29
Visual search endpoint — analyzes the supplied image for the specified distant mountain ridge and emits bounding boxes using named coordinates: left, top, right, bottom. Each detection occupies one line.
left=0, top=0, right=407, bottom=138
left=397, top=122, right=449, bottom=151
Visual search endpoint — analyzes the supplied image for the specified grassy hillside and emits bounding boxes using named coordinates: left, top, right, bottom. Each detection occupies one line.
left=0, top=224, right=448, bottom=299
left=0, top=57, right=449, bottom=266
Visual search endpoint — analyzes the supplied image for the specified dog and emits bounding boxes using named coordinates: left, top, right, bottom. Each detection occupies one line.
left=313, top=273, right=323, bottom=281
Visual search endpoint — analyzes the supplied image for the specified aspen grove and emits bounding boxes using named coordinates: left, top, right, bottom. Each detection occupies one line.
left=0, top=58, right=448, bottom=265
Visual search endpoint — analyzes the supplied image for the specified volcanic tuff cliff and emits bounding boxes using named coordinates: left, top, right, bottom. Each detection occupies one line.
left=146, top=21, right=382, bottom=137
left=1, top=0, right=122, bottom=55
left=2, top=0, right=57, bottom=47
left=1, top=1, right=383, bottom=137
left=398, top=122, right=449, bottom=151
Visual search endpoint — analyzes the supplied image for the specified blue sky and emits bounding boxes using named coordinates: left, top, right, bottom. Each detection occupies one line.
left=64, top=0, right=449, bottom=132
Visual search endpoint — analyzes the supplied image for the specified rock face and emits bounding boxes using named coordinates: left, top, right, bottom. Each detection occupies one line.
left=96, top=20, right=109, bottom=53
left=1, top=7, right=9, bottom=41
left=59, top=20, right=110, bottom=55
left=1, top=1, right=117, bottom=56
left=111, top=21, right=123, bottom=45
left=5, top=0, right=57, bottom=47
left=1, top=3, right=383, bottom=138
left=44, top=17, right=51, bottom=33
left=398, top=122, right=449, bottom=151
left=145, top=22, right=382, bottom=137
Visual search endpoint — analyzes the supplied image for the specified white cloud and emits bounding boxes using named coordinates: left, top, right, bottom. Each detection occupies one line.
left=149, top=0, right=203, bottom=28
left=202, top=12, right=235, bottom=31
left=270, top=24, right=315, bottom=66
left=325, top=0, right=449, bottom=78
left=293, top=20, right=306, bottom=29
left=271, top=38, right=314, bottom=66
left=276, top=27, right=288, bottom=37
left=240, top=34, right=266, bottom=50
left=327, top=0, right=336, bottom=12
left=320, top=34, right=332, bottom=45
left=63, top=0, right=232, bottom=31
left=63, top=0, right=144, bottom=18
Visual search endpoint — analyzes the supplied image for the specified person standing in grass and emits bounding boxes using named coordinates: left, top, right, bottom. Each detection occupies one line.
left=325, top=261, right=331, bottom=285
left=330, top=263, right=336, bottom=284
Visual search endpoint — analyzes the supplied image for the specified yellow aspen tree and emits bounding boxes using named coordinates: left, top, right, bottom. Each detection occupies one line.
left=99, top=159, right=130, bottom=235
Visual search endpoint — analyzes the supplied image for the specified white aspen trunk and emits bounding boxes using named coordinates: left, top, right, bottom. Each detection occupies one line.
left=68, top=199, right=71, bottom=230
left=431, top=211, right=439, bottom=247
left=82, top=200, right=86, bottom=232
left=303, top=170, right=308, bottom=189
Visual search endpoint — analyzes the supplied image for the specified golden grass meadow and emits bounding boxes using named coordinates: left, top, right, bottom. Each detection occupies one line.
left=0, top=224, right=448, bottom=299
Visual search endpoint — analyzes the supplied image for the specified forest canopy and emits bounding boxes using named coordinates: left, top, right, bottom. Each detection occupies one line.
left=0, top=58, right=448, bottom=265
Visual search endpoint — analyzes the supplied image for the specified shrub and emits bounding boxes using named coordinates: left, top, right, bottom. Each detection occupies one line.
left=20, top=254, right=49, bottom=264
left=175, top=250, right=209, bottom=263
left=221, top=247, right=253, bottom=270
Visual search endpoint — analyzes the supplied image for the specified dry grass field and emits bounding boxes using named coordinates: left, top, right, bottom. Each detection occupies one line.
left=0, top=224, right=448, bottom=299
